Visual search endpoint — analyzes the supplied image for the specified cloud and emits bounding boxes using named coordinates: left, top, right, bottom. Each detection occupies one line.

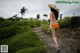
left=60, top=4, right=80, bottom=17
left=0, top=0, right=80, bottom=18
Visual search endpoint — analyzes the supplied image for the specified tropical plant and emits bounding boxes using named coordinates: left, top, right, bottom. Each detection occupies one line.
left=0, top=17, right=5, bottom=22
left=37, top=14, right=40, bottom=19
left=20, top=7, right=27, bottom=18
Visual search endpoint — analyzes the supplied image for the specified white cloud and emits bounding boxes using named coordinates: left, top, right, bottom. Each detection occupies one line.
left=0, top=0, right=80, bottom=19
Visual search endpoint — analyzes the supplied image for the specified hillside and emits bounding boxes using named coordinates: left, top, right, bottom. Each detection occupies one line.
left=0, top=16, right=80, bottom=53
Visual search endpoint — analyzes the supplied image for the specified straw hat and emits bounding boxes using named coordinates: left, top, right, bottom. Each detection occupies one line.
left=48, top=4, right=60, bottom=12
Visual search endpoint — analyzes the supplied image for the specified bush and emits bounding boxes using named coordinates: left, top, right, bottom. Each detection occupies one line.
left=0, top=19, right=47, bottom=53
left=58, top=16, right=80, bottom=28
left=58, top=17, right=72, bottom=28
left=16, top=47, right=47, bottom=53
left=0, top=17, right=5, bottom=22
left=26, top=19, right=41, bottom=28
left=0, top=26, right=31, bottom=41
left=1, top=31, right=46, bottom=53
left=70, top=16, right=80, bottom=29
left=0, top=20, right=14, bottom=28
left=40, top=16, right=80, bottom=34
left=41, top=20, right=51, bottom=34
left=12, top=19, right=41, bottom=28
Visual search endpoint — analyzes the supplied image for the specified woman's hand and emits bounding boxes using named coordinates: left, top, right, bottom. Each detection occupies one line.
left=50, top=24, right=52, bottom=29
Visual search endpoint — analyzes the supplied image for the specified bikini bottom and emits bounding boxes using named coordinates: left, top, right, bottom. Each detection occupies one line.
left=52, top=23, right=59, bottom=30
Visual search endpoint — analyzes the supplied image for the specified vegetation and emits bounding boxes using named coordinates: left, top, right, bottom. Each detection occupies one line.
left=0, top=16, right=80, bottom=53
left=40, top=16, right=80, bottom=53
left=58, top=16, right=80, bottom=28
left=0, top=18, right=47, bottom=53
left=20, top=7, right=27, bottom=18
left=40, top=20, right=51, bottom=34
left=40, top=16, right=80, bottom=34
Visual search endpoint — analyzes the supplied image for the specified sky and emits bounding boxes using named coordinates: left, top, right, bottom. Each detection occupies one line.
left=0, top=0, right=80, bottom=19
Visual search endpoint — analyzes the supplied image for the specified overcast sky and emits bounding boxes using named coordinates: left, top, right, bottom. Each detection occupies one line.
left=0, top=0, right=80, bottom=19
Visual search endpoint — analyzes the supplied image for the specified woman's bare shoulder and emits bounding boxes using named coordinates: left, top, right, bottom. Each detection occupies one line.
left=50, top=12, right=55, bottom=18
left=50, top=12, right=53, bottom=15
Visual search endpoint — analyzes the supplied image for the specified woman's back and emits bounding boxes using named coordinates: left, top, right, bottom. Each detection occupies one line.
left=50, top=12, right=57, bottom=24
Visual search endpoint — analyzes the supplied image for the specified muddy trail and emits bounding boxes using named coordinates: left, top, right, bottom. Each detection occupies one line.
left=33, top=27, right=72, bottom=53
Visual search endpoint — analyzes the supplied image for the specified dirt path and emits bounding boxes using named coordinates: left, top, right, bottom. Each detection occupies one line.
left=33, top=27, right=72, bottom=53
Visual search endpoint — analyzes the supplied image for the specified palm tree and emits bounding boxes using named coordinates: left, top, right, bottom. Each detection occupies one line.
left=37, top=14, right=40, bottom=19
left=60, top=14, right=62, bottom=20
left=43, top=14, right=48, bottom=20
left=20, top=7, right=27, bottom=18
left=43, top=14, right=48, bottom=17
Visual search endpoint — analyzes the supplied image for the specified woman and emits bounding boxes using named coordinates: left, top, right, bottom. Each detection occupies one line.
left=48, top=4, right=60, bottom=52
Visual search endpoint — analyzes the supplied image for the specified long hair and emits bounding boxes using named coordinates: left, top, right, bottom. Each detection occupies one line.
left=50, top=8, right=59, bottom=20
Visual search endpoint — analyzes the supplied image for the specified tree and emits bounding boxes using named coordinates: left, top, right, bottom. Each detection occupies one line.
left=43, top=14, right=48, bottom=20
left=12, top=14, right=17, bottom=18
left=12, top=14, right=18, bottom=21
left=20, top=7, right=27, bottom=18
left=60, top=14, right=62, bottom=20
left=37, top=14, right=40, bottom=19
left=10, top=14, right=21, bottom=21
left=43, top=14, right=48, bottom=17
left=0, top=17, right=5, bottom=22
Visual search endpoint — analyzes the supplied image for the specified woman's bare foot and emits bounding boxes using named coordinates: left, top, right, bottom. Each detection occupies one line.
left=55, top=45, right=60, bottom=53
left=56, top=47, right=60, bottom=52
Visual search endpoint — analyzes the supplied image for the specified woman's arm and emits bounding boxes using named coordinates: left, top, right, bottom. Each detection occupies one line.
left=50, top=12, right=53, bottom=24
left=50, top=12, right=53, bottom=28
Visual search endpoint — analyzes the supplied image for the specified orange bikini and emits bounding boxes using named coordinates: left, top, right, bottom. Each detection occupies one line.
left=50, top=12, right=59, bottom=30
left=52, top=23, right=59, bottom=30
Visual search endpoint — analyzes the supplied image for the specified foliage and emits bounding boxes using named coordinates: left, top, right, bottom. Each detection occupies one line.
left=1, top=31, right=46, bottom=53
left=70, top=16, right=80, bottom=28
left=20, top=7, right=27, bottom=18
left=7, top=17, right=15, bottom=21
left=37, top=14, right=40, bottom=19
left=0, top=18, right=47, bottom=53
left=0, top=20, right=14, bottom=28
left=0, top=26, right=31, bottom=42
left=40, top=20, right=51, bottom=34
left=58, top=16, right=72, bottom=28
left=16, top=47, right=47, bottom=53
left=58, top=16, right=80, bottom=28
left=21, top=7, right=27, bottom=15
left=0, top=17, right=5, bottom=22
left=12, top=19, right=42, bottom=28
left=7, top=17, right=22, bottom=21
left=40, top=16, right=80, bottom=34
left=0, top=16, right=80, bottom=53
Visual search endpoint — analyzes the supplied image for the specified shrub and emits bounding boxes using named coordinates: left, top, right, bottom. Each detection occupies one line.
left=0, top=20, right=14, bottom=28
left=58, top=17, right=72, bottom=28
left=12, top=19, right=42, bottom=28
left=0, top=19, right=47, bottom=53
left=16, top=47, right=47, bottom=53
left=58, top=16, right=80, bottom=28
left=1, top=31, right=46, bottom=53
left=0, top=26, right=31, bottom=41
left=70, top=16, right=80, bottom=29
left=26, top=19, right=41, bottom=28
left=41, top=20, right=51, bottom=34
left=0, top=17, right=5, bottom=22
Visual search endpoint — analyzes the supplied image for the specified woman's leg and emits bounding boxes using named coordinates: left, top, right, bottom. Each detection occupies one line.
left=51, top=28, right=59, bottom=49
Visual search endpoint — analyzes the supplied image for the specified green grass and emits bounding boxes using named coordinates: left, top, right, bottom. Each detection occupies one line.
left=16, top=47, right=47, bottom=53
left=0, top=19, right=47, bottom=53
left=1, top=31, right=46, bottom=53
left=0, top=26, right=31, bottom=42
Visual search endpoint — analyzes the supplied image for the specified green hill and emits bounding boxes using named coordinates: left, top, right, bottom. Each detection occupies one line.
left=0, top=19, right=47, bottom=53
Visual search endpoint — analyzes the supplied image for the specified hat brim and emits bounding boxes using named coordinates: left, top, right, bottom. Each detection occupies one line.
left=48, top=4, right=60, bottom=12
